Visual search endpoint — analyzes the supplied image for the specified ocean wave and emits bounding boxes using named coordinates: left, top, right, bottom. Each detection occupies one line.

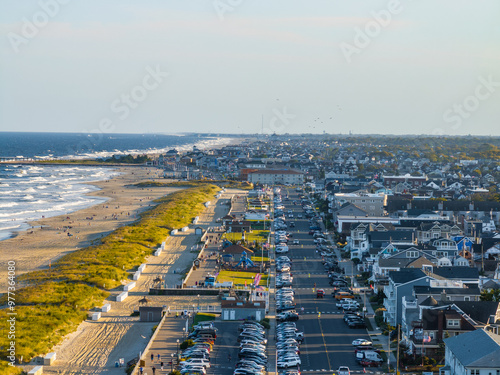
left=0, top=183, right=9, bottom=187
left=24, top=187, right=37, bottom=193
left=0, top=202, right=18, bottom=208
left=22, top=194, right=34, bottom=200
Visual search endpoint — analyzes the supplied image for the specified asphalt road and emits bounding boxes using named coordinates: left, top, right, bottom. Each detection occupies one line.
left=279, top=189, right=371, bottom=373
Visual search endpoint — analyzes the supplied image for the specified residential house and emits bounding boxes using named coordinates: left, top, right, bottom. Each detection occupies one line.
left=441, top=329, right=500, bottom=375
left=384, top=268, right=435, bottom=326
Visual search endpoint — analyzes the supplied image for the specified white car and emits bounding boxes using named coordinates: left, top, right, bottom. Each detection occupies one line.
left=277, top=356, right=301, bottom=368
left=292, top=239, right=299, bottom=245
left=337, top=366, right=350, bottom=375
left=180, top=358, right=210, bottom=368
left=352, top=338, right=372, bottom=346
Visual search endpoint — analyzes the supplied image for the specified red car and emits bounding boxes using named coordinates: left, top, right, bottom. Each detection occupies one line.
left=360, top=359, right=381, bottom=367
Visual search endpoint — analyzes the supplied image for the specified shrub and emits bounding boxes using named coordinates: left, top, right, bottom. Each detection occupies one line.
left=260, top=320, right=270, bottom=329
left=179, top=339, right=194, bottom=350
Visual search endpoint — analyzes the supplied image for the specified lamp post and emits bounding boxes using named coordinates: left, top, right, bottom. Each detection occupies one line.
left=197, top=294, right=200, bottom=311
left=192, top=304, right=195, bottom=323
left=170, top=353, right=174, bottom=372
left=182, top=327, right=185, bottom=340
left=176, top=339, right=179, bottom=357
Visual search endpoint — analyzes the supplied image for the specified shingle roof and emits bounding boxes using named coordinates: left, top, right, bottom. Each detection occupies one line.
left=389, top=268, right=427, bottom=284
left=444, top=329, right=500, bottom=368
left=420, top=296, right=439, bottom=306
left=432, top=266, right=479, bottom=280
left=413, top=286, right=481, bottom=296
left=452, top=301, right=500, bottom=325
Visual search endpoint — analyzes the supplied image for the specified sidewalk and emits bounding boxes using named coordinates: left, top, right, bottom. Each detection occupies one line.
left=139, top=316, right=188, bottom=375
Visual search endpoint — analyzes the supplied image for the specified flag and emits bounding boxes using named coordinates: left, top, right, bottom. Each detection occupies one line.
left=254, top=273, right=261, bottom=286
left=423, top=335, right=431, bottom=343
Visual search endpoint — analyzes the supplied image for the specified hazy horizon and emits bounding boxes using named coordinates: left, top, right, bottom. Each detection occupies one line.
left=1, top=0, right=500, bottom=136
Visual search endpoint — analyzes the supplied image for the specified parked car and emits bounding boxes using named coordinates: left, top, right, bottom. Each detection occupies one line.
left=352, top=339, right=372, bottom=346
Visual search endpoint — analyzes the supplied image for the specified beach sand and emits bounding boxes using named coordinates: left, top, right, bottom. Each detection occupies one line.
left=0, top=165, right=182, bottom=293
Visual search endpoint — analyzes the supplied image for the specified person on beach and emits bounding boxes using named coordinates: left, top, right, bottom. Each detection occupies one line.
left=151, top=353, right=154, bottom=362
left=160, top=361, right=164, bottom=370
left=157, top=354, right=160, bottom=361
left=152, top=366, right=156, bottom=374
left=139, top=366, right=143, bottom=375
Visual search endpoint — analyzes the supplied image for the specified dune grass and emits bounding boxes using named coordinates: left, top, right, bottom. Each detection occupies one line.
left=0, top=361, right=23, bottom=375
left=135, top=180, right=253, bottom=189
left=2, top=184, right=219, bottom=362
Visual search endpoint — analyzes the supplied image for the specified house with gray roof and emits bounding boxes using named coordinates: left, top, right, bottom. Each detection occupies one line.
left=441, top=329, right=500, bottom=375
left=384, top=268, right=435, bottom=326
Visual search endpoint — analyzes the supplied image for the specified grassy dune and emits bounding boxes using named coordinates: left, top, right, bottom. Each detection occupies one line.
left=0, top=184, right=219, bottom=362
left=135, top=180, right=253, bottom=189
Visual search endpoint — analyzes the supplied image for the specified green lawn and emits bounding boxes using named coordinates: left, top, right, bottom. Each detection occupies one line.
left=192, top=313, right=216, bottom=326
left=223, top=230, right=269, bottom=243
left=251, top=256, right=270, bottom=262
left=217, top=270, right=268, bottom=286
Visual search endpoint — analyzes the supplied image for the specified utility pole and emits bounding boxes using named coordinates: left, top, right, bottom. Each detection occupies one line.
left=388, top=327, right=391, bottom=373
left=396, top=325, right=400, bottom=375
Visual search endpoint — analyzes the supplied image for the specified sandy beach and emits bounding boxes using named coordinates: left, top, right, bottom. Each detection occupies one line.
left=0, top=165, right=183, bottom=293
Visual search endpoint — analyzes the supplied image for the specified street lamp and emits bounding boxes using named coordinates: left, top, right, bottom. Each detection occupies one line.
left=192, top=304, right=195, bottom=323
left=176, top=339, right=180, bottom=357
left=182, top=327, right=185, bottom=339
left=197, top=294, right=200, bottom=311
left=170, top=353, right=174, bottom=372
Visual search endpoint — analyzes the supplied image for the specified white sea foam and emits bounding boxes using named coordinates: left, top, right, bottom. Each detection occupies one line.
left=0, top=165, right=120, bottom=240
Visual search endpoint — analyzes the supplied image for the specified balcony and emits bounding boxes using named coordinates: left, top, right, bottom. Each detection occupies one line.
left=402, top=297, right=417, bottom=309
left=384, top=285, right=394, bottom=298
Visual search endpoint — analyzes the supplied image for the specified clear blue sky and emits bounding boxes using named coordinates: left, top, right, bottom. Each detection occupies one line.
left=1, top=0, right=499, bottom=135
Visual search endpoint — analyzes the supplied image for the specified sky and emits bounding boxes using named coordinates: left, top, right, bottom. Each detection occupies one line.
left=1, top=0, right=499, bottom=136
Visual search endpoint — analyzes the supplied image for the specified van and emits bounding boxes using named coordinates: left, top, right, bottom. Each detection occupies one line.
left=355, top=350, right=383, bottom=363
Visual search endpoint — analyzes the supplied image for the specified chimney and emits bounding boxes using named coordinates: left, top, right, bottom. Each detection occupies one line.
left=437, top=310, right=444, bottom=342
left=441, top=289, right=447, bottom=302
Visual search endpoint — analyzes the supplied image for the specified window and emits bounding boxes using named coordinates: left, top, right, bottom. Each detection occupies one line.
left=407, top=251, right=418, bottom=258
left=447, top=319, right=460, bottom=328
left=470, top=370, right=479, bottom=375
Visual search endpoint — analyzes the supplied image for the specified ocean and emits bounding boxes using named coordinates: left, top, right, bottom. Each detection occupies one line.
left=0, top=132, right=232, bottom=240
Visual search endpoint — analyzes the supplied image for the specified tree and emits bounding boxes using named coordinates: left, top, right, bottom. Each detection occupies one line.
left=480, top=289, right=500, bottom=301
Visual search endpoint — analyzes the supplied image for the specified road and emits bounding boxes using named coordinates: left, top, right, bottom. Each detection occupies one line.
left=279, top=188, right=371, bottom=374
